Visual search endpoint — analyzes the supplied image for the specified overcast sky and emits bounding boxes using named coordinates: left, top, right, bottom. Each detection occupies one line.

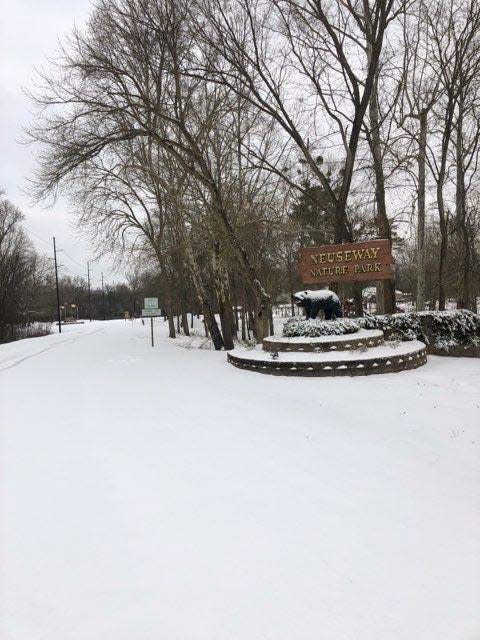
left=0, top=0, right=124, bottom=287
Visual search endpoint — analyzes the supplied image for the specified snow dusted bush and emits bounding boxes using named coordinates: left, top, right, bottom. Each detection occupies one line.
left=15, top=322, right=52, bottom=341
left=426, top=311, right=480, bottom=351
left=283, top=317, right=359, bottom=337
left=359, top=309, right=480, bottom=348
left=356, top=312, right=422, bottom=341
left=427, top=310, right=480, bottom=347
left=284, top=310, right=480, bottom=350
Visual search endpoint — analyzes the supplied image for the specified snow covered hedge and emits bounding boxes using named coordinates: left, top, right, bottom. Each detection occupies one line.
left=356, top=313, right=422, bottom=341
left=283, top=310, right=480, bottom=350
left=358, top=310, right=480, bottom=349
left=283, top=318, right=359, bottom=337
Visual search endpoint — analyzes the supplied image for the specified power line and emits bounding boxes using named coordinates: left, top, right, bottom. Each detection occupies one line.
left=24, top=229, right=113, bottom=325
left=61, top=248, right=87, bottom=269
left=57, top=262, right=88, bottom=281
left=58, top=262, right=105, bottom=289
left=29, top=236, right=91, bottom=281
left=23, top=226, right=92, bottom=273
left=23, top=226, right=53, bottom=248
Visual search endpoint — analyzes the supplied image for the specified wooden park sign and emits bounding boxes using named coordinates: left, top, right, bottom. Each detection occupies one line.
left=299, top=239, right=394, bottom=284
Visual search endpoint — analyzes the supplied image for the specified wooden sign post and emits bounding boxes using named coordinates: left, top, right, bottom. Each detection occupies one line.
left=299, top=239, right=394, bottom=285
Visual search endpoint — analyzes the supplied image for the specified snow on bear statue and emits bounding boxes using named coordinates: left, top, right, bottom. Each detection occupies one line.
left=293, top=289, right=343, bottom=320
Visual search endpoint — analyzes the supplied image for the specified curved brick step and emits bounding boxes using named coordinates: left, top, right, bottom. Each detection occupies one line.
left=228, top=340, right=427, bottom=376
left=263, top=329, right=384, bottom=353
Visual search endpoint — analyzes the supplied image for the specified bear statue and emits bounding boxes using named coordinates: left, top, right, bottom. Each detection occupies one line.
left=293, top=289, right=343, bottom=320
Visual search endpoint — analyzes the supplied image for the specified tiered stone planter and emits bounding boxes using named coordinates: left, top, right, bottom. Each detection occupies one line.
left=228, top=330, right=427, bottom=376
left=262, top=328, right=384, bottom=353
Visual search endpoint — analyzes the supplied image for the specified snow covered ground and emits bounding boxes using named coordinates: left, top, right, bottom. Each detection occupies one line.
left=1, top=319, right=479, bottom=640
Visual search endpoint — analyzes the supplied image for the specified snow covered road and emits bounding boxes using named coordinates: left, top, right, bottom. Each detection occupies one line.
left=1, top=319, right=479, bottom=640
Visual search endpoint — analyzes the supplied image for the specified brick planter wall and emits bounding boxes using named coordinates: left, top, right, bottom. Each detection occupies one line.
left=228, top=346, right=427, bottom=377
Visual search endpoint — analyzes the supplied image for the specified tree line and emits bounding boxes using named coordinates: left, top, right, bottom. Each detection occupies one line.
left=0, top=193, right=51, bottom=343
left=22, top=0, right=480, bottom=349
left=0, top=191, right=157, bottom=343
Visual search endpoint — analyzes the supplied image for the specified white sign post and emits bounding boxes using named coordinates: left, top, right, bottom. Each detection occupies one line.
left=142, top=298, right=161, bottom=347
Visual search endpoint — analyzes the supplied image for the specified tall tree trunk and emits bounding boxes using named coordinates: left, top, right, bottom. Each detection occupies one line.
left=252, top=298, right=271, bottom=341
left=172, top=223, right=224, bottom=349
left=241, top=285, right=247, bottom=341
left=166, top=303, right=176, bottom=339
left=455, top=101, right=471, bottom=310
left=231, top=272, right=239, bottom=332
left=353, top=283, right=364, bottom=317
left=436, top=91, right=455, bottom=311
left=334, top=147, right=355, bottom=244
left=375, top=283, right=385, bottom=314
left=187, top=258, right=224, bottom=350
left=161, top=286, right=176, bottom=339
left=416, top=111, right=428, bottom=311
left=289, top=261, right=295, bottom=316
left=367, top=69, right=396, bottom=314
left=212, top=242, right=235, bottom=350
left=437, top=196, right=448, bottom=311
left=177, top=262, right=190, bottom=336
left=151, top=246, right=175, bottom=338
left=181, top=308, right=190, bottom=335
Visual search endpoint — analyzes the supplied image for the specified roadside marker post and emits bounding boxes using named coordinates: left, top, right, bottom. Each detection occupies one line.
left=142, top=298, right=161, bottom=348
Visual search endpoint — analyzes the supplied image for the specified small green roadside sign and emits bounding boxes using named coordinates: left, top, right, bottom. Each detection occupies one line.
left=142, top=298, right=161, bottom=347
left=144, top=297, right=159, bottom=309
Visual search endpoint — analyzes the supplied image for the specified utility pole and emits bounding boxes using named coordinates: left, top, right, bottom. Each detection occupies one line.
left=87, top=261, right=92, bottom=322
left=101, top=272, right=106, bottom=321
left=53, top=237, right=62, bottom=333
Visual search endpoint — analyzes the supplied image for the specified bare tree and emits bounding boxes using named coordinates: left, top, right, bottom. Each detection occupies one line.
left=195, top=0, right=404, bottom=245
left=451, top=3, right=480, bottom=310
left=0, top=193, right=51, bottom=342
left=28, top=0, right=272, bottom=340
left=397, top=0, right=442, bottom=310
left=423, top=0, right=480, bottom=310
